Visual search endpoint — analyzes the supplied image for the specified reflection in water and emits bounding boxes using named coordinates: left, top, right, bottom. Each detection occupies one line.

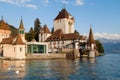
left=0, top=54, right=120, bottom=80
left=0, top=59, right=96, bottom=80
left=0, top=60, right=26, bottom=79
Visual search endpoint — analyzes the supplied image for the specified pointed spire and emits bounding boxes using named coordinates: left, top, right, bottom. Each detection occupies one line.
left=19, top=18, right=25, bottom=29
left=88, top=25, right=95, bottom=44
left=42, top=24, right=51, bottom=33
left=14, top=34, right=25, bottom=45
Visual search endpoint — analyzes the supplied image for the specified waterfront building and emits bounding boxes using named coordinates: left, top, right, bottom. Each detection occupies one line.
left=43, top=8, right=86, bottom=53
left=0, top=19, right=26, bottom=59
left=26, top=39, right=48, bottom=54
left=0, top=19, right=49, bottom=59
left=87, top=26, right=98, bottom=57
left=0, top=8, right=98, bottom=59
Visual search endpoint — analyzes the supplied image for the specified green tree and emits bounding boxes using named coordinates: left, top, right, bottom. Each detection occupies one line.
left=34, top=18, right=42, bottom=42
left=51, top=27, right=54, bottom=34
left=96, top=40, right=104, bottom=53
left=25, top=27, right=35, bottom=42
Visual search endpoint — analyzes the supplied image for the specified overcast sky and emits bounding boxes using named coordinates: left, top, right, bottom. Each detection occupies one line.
left=0, top=0, right=120, bottom=40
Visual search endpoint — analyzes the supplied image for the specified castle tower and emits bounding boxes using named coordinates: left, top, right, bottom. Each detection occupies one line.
left=87, top=26, right=96, bottom=58
left=13, top=34, right=26, bottom=59
left=88, top=26, right=95, bottom=50
left=18, top=19, right=25, bottom=42
left=53, top=8, right=74, bottom=34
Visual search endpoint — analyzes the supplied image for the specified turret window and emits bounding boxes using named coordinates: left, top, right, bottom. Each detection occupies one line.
left=19, top=30, right=24, bottom=34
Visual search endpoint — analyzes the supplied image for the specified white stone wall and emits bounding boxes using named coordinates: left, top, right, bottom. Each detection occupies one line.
left=54, top=18, right=74, bottom=34
left=3, top=44, right=15, bottom=58
left=39, top=33, right=51, bottom=42
left=15, top=45, right=26, bottom=59
left=49, top=40, right=74, bottom=50
left=89, top=50, right=95, bottom=58
left=3, top=44, right=26, bottom=59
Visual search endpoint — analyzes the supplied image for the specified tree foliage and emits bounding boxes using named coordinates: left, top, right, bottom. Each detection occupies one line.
left=34, top=18, right=42, bottom=42
left=25, top=27, right=35, bottom=42
left=51, top=27, right=54, bottom=34
left=96, top=40, right=104, bottom=53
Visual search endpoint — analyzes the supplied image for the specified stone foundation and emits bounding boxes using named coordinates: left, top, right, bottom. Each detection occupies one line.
left=26, top=53, right=66, bottom=60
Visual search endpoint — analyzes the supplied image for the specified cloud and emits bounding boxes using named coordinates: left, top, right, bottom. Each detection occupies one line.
left=0, top=0, right=37, bottom=9
left=75, top=0, right=84, bottom=6
left=41, top=0, right=49, bottom=6
left=26, top=4, right=37, bottom=9
left=61, top=0, right=69, bottom=4
left=0, top=0, right=14, bottom=4
left=94, top=32, right=120, bottom=40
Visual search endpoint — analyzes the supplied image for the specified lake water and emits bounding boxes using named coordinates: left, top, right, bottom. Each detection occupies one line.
left=0, top=53, right=120, bottom=80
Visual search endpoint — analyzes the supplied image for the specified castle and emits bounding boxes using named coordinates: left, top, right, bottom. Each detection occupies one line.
left=0, top=8, right=98, bottom=59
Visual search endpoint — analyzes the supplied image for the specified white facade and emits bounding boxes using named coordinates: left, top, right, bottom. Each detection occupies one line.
left=89, top=50, right=95, bottom=58
left=20, top=34, right=26, bottom=43
left=54, top=16, right=74, bottom=34
left=3, top=44, right=26, bottom=59
left=39, top=33, right=51, bottom=42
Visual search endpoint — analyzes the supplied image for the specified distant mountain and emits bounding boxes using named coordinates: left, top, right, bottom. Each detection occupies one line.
left=97, top=38, right=120, bottom=43
left=8, top=24, right=18, bottom=37
left=97, top=38, right=120, bottom=53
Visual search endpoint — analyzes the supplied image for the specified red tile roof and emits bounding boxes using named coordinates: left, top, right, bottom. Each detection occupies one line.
left=13, top=34, right=25, bottom=45
left=0, top=19, right=10, bottom=30
left=46, top=29, right=82, bottom=41
left=1, top=34, right=25, bottom=45
left=41, top=24, right=51, bottom=33
left=0, top=37, right=15, bottom=44
left=88, top=27, right=95, bottom=44
left=54, top=8, right=71, bottom=20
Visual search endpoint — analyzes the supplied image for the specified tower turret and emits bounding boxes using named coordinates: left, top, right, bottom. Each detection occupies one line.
left=18, top=19, right=25, bottom=42
left=87, top=25, right=96, bottom=58
left=54, top=8, right=74, bottom=34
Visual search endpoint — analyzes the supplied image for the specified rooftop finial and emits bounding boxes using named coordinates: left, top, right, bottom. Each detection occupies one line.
left=21, top=16, right=23, bottom=20
left=90, top=24, right=92, bottom=28
left=64, top=3, right=65, bottom=9
left=1, top=16, right=3, bottom=20
left=62, top=3, right=66, bottom=9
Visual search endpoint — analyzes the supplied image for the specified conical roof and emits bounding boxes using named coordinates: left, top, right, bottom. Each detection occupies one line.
left=19, top=19, right=24, bottom=29
left=14, top=34, right=25, bottom=45
left=42, top=24, right=51, bottom=33
left=0, top=18, right=10, bottom=30
left=54, top=8, right=70, bottom=20
left=88, top=27, right=95, bottom=44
